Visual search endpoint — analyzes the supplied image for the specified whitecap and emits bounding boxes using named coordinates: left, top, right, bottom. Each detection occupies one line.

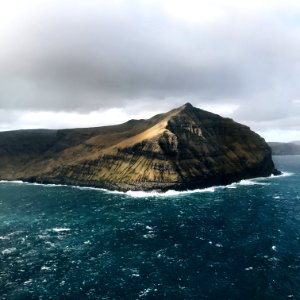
left=240, top=180, right=258, bottom=186
left=1, top=247, right=16, bottom=255
left=49, top=228, right=71, bottom=233
left=273, top=171, right=294, bottom=178
left=143, top=234, right=156, bottom=239
left=0, top=180, right=24, bottom=184
left=124, top=186, right=216, bottom=198
left=110, top=173, right=291, bottom=198
left=128, top=268, right=140, bottom=278
left=0, top=178, right=215, bottom=197
left=45, top=241, right=55, bottom=247
left=23, top=279, right=33, bottom=285
left=139, top=288, right=155, bottom=297
left=268, top=257, right=279, bottom=262
left=237, top=180, right=260, bottom=186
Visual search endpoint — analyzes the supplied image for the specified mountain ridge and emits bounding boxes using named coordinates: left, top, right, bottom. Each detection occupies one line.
left=0, top=103, right=280, bottom=191
left=268, top=142, right=300, bottom=155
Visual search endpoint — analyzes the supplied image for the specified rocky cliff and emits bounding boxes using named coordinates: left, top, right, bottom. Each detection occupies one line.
left=0, top=103, right=280, bottom=191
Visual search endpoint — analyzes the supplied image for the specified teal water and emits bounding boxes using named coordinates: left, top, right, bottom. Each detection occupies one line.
left=0, top=156, right=299, bottom=299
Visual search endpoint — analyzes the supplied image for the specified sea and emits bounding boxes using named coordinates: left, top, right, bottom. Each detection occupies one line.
left=0, top=155, right=299, bottom=300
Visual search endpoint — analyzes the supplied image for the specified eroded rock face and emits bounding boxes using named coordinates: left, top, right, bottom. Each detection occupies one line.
left=0, top=103, right=280, bottom=191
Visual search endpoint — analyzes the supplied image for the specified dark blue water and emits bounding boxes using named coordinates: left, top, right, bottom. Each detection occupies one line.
left=0, top=156, right=299, bottom=300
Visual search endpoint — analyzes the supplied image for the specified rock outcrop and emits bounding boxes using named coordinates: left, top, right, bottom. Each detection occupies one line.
left=0, top=103, right=280, bottom=191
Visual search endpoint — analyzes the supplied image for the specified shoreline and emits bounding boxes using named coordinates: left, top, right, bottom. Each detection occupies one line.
left=0, top=172, right=293, bottom=198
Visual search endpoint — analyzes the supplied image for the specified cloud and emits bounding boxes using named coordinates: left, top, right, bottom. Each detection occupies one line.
left=0, top=107, right=160, bottom=131
left=0, top=0, right=299, bottom=140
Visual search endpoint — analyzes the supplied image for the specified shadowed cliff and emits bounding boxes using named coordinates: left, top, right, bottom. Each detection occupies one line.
left=0, top=103, right=280, bottom=191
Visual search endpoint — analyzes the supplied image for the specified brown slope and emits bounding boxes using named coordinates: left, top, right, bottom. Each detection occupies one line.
left=0, top=103, right=280, bottom=191
left=0, top=116, right=160, bottom=178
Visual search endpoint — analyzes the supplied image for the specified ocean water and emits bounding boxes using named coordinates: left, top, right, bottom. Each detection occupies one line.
left=0, top=156, right=299, bottom=300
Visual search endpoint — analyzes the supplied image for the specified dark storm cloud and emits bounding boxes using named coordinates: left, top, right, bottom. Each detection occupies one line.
left=0, top=0, right=299, bottom=115
left=0, top=0, right=300, bottom=141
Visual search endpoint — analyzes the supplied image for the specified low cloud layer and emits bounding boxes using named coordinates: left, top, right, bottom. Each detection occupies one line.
left=0, top=0, right=300, bottom=141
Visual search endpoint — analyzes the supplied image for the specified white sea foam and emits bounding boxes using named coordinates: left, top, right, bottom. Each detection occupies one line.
left=143, top=233, right=156, bottom=239
left=258, top=171, right=294, bottom=180
left=23, top=279, right=33, bottom=285
left=120, top=172, right=293, bottom=197
left=279, top=172, right=293, bottom=178
left=0, top=171, right=293, bottom=198
left=49, top=228, right=71, bottom=233
left=160, top=171, right=292, bottom=197
left=0, top=180, right=70, bottom=188
left=1, top=247, right=16, bottom=255
left=45, top=241, right=55, bottom=247
left=139, top=287, right=156, bottom=297
left=237, top=179, right=261, bottom=186
left=124, top=186, right=216, bottom=198
left=0, top=180, right=24, bottom=184
left=272, top=245, right=277, bottom=251
left=120, top=179, right=269, bottom=198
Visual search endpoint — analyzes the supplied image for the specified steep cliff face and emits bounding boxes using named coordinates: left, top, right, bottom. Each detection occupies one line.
left=0, top=103, right=280, bottom=191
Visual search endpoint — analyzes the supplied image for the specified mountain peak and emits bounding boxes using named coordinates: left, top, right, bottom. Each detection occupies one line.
left=178, top=102, right=195, bottom=112
left=183, top=102, right=194, bottom=108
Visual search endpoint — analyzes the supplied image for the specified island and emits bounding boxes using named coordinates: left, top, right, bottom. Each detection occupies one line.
left=0, top=103, right=280, bottom=191
left=268, top=142, right=300, bottom=155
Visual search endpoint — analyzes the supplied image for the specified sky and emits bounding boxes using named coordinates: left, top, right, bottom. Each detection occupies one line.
left=0, top=0, right=300, bottom=142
